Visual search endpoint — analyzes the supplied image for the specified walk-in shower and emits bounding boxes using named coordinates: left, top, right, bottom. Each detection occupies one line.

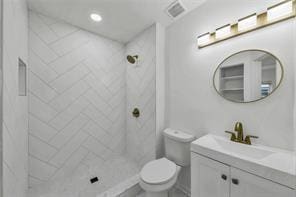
left=27, top=11, right=156, bottom=197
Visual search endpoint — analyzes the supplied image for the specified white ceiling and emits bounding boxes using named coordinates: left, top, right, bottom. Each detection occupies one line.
left=27, top=0, right=206, bottom=43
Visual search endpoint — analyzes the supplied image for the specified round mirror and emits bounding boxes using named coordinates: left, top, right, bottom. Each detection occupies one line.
left=213, top=50, right=283, bottom=103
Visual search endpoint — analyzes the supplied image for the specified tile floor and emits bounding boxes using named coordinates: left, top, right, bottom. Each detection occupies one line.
left=28, top=156, right=140, bottom=197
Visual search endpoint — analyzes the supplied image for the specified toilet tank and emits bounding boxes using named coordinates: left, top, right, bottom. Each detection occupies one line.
left=163, top=128, right=195, bottom=167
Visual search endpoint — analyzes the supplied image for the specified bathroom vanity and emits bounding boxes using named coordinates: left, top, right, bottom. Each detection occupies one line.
left=191, top=134, right=296, bottom=197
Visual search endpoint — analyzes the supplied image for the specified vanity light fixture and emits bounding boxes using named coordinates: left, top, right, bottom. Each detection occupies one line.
left=238, top=14, right=257, bottom=32
left=215, top=24, right=231, bottom=39
left=267, top=0, right=293, bottom=21
left=197, top=0, right=296, bottom=48
left=90, top=13, right=102, bottom=22
left=197, top=33, right=210, bottom=45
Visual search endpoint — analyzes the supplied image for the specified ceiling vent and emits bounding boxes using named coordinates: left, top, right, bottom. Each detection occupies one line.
left=166, top=1, right=186, bottom=19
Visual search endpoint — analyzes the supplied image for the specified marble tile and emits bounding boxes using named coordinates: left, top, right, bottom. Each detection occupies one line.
left=49, top=97, right=89, bottom=130
left=29, top=93, right=58, bottom=123
left=29, top=29, right=58, bottom=63
left=27, top=11, right=156, bottom=197
left=28, top=13, right=127, bottom=188
left=29, top=50, right=58, bottom=83
left=28, top=156, right=140, bottom=197
left=29, top=12, right=59, bottom=44
left=29, top=115, right=58, bottom=142
left=50, top=30, right=89, bottom=56
left=29, top=157, right=57, bottom=180
left=29, top=135, right=57, bottom=162
left=49, top=44, right=90, bottom=75
left=49, top=114, right=89, bottom=149
left=49, top=80, right=90, bottom=111
left=49, top=131, right=88, bottom=167
left=49, top=63, right=89, bottom=93
left=29, top=71, right=58, bottom=103
left=50, top=22, right=78, bottom=37
left=126, top=25, right=156, bottom=167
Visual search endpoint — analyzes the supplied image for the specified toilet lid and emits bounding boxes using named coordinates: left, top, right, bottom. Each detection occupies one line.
left=140, top=158, right=176, bottom=185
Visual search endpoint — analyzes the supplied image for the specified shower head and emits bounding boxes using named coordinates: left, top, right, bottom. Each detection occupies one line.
left=127, top=55, right=138, bottom=64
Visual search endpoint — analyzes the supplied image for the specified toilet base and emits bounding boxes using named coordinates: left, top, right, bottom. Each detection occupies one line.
left=146, top=190, right=168, bottom=197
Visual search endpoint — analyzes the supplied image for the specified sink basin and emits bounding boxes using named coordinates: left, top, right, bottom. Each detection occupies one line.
left=213, top=136, right=274, bottom=159
left=191, top=134, right=296, bottom=189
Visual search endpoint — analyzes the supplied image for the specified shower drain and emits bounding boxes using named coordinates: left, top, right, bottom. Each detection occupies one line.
left=90, top=177, right=99, bottom=184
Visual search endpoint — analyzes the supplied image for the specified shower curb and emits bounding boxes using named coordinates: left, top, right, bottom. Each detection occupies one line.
left=97, top=174, right=141, bottom=197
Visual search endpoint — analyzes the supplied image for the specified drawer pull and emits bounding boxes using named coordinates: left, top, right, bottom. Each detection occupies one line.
left=232, top=178, right=239, bottom=185
left=221, top=174, right=227, bottom=180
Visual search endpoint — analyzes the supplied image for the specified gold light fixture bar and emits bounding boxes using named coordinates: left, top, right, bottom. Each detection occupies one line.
left=197, top=0, right=296, bottom=49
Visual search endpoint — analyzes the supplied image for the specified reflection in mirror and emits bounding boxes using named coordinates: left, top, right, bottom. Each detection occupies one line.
left=213, top=50, right=283, bottom=103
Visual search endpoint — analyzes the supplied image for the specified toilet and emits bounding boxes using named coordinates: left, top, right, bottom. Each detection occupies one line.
left=139, top=128, right=195, bottom=197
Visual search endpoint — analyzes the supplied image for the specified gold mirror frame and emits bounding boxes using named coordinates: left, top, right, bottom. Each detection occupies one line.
left=213, top=49, right=284, bottom=103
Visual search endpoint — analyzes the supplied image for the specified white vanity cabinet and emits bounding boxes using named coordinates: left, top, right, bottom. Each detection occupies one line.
left=230, top=167, right=294, bottom=197
left=191, top=153, right=295, bottom=197
left=191, top=153, right=230, bottom=197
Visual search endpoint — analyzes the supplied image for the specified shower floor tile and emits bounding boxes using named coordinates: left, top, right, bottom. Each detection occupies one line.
left=28, top=156, right=140, bottom=197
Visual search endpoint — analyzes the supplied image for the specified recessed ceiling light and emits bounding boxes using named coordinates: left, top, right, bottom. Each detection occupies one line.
left=90, top=13, right=102, bottom=22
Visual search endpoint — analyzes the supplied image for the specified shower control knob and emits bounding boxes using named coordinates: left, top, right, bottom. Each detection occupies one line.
left=132, top=108, right=140, bottom=118
left=127, top=55, right=138, bottom=64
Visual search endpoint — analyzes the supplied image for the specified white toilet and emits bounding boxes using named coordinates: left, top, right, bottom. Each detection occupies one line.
left=139, top=128, right=195, bottom=197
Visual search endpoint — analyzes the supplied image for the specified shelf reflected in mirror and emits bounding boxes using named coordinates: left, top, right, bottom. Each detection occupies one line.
left=213, top=49, right=283, bottom=103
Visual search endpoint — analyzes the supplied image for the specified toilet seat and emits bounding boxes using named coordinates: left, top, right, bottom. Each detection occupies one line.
left=140, top=158, right=177, bottom=185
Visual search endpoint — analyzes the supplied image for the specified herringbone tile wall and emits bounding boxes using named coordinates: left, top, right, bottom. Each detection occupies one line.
left=28, top=11, right=127, bottom=188
left=126, top=25, right=156, bottom=167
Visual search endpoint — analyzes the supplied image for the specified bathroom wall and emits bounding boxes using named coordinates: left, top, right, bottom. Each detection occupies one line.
left=126, top=25, right=156, bottom=167
left=166, top=0, right=295, bottom=150
left=2, top=0, right=29, bottom=196
left=28, top=11, right=126, bottom=188
left=166, top=0, right=295, bottom=191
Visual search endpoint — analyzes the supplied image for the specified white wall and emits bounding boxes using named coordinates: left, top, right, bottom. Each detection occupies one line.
left=28, top=11, right=126, bottom=189
left=166, top=0, right=295, bottom=192
left=126, top=25, right=156, bottom=168
left=2, top=0, right=29, bottom=196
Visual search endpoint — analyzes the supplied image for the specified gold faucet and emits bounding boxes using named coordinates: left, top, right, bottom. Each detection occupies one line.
left=225, top=122, right=258, bottom=145
left=234, top=122, right=243, bottom=142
